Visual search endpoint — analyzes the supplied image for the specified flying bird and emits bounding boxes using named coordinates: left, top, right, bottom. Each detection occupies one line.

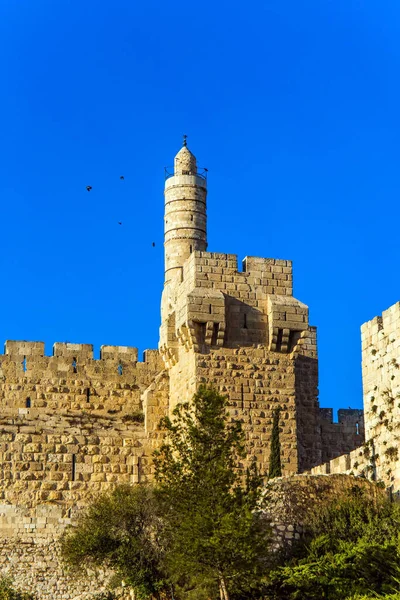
left=86, top=185, right=92, bottom=192
left=152, top=242, right=155, bottom=247
left=118, top=222, right=122, bottom=225
left=120, top=176, right=124, bottom=180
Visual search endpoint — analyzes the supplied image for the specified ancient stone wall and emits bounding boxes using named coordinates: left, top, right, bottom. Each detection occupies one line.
left=311, top=302, right=400, bottom=494
left=0, top=500, right=121, bottom=600
left=0, top=342, right=167, bottom=599
left=263, top=473, right=385, bottom=549
left=0, top=341, right=162, bottom=416
left=0, top=142, right=375, bottom=597
left=319, top=408, right=365, bottom=463
left=361, top=301, right=400, bottom=488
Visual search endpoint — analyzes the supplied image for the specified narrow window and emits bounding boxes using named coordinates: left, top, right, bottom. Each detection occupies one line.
left=72, top=357, right=77, bottom=373
left=71, top=454, right=76, bottom=481
left=211, top=323, right=219, bottom=346
left=356, top=422, right=360, bottom=435
left=196, top=322, right=206, bottom=345
left=118, top=363, right=123, bottom=376
left=190, top=214, right=193, bottom=221
left=22, top=356, right=27, bottom=372
left=189, top=245, right=193, bottom=254
left=86, top=388, right=90, bottom=402
left=26, top=397, right=31, bottom=408
left=276, top=329, right=283, bottom=351
left=243, top=313, right=247, bottom=329
left=241, top=383, right=244, bottom=410
left=209, top=304, right=212, bottom=314
left=137, top=456, right=141, bottom=484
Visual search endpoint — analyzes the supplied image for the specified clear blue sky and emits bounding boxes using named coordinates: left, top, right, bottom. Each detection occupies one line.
left=1, top=1, right=399, bottom=417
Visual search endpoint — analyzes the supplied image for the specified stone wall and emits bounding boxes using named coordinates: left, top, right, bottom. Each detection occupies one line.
left=0, top=341, right=162, bottom=416
left=160, top=250, right=359, bottom=475
left=311, top=302, right=400, bottom=494
left=0, top=141, right=375, bottom=597
left=0, top=473, right=383, bottom=599
left=361, top=302, right=400, bottom=488
left=0, top=341, right=167, bottom=597
left=263, top=473, right=385, bottom=549
left=0, top=508, right=111, bottom=600
left=319, top=408, right=365, bottom=463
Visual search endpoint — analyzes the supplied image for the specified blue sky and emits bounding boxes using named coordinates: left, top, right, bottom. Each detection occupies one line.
left=1, top=1, right=399, bottom=417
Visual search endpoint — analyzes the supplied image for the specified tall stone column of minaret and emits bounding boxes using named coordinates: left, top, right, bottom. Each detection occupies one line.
left=160, top=138, right=207, bottom=350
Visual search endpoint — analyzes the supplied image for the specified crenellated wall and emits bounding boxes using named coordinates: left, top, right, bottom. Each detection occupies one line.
left=0, top=141, right=378, bottom=598
left=0, top=341, right=162, bottom=416
left=0, top=341, right=168, bottom=598
left=159, top=250, right=353, bottom=476
left=319, top=408, right=365, bottom=463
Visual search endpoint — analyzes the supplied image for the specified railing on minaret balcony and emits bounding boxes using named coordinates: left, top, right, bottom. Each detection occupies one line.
left=164, top=166, right=208, bottom=181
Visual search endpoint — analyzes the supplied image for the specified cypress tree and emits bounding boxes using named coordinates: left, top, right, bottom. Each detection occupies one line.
left=268, top=407, right=282, bottom=478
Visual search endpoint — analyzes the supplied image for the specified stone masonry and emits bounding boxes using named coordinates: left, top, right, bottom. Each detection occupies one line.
left=0, top=141, right=370, bottom=598
left=311, top=301, right=400, bottom=494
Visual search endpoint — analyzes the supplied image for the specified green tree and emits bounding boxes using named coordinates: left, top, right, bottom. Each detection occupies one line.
left=264, top=489, right=400, bottom=600
left=0, top=578, right=34, bottom=600
left=61, top=484, right=168, bottom=600
left=268, top=408, right=282, bottom=479
left=153, top=386, right=271, bottom=600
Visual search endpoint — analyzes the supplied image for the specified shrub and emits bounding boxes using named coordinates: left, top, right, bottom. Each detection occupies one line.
left=0, top=578, right=35, bottom=600
left=263, top=489, right=400, bottom=599
left=385, top=447, right=398, bottom=461
left=122, top=412, right=145, bottom=423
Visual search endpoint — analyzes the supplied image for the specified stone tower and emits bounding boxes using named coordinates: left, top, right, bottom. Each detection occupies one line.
left=0, top=139, right=377, bottom=598
left=164, top=139, right=207, bottom=281
left=161, top=140, right=208, bottom=333
left=158, top=140, right=325, bottom=473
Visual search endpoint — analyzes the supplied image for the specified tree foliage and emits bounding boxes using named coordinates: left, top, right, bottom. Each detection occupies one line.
left=60, top=387, right=400, bottom=600
left=0, top=579, right=34, bottom=600
left=153, top=386, right=271, bottom=600
left=263, top=488, right=400, bottom=599
left=61, top=484, right=168, bottom=599
left=268, top=408, right=282, bottom=479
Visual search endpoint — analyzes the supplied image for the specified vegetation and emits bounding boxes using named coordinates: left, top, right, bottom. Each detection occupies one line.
left=61, top=485, right=167, bottom=599
left=263, top=488, right=400, bottom=599
left=0, top=579, right=34, bottom=600
left=268, top=408, right=282, bottom=478
left=122, top=411, right=145, bottom=423
left=62, top=386, right=270, bottom=600
left=60, top=386, right=400, bottom=600
left=153, top=386, right=271, bottom=600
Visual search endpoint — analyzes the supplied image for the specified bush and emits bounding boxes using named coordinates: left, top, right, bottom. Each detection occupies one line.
left=0, top=579, right=35, bottom=600
left=61, top=484, right=167, bottom=599
left=263, top=489, right=400, bottom=599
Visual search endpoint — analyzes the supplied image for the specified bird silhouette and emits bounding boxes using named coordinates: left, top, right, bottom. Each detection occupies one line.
left=86, top=185, right=92, bottom=192
left=118, top=222, right=122, bottom=225
left=152, top=242, right=155, bottom=247
left=120, top=176, right=124, bottom=180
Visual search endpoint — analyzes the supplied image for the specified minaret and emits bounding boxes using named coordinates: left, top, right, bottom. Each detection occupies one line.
left=164, top=137, right=207, bottom=284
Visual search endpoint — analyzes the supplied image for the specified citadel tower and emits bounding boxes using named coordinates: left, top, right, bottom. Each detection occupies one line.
left=158, top=140, right=326, bottom=471
left=164, top=137, right=208, bottom=282
left=0, top=139, right=374, bottom=598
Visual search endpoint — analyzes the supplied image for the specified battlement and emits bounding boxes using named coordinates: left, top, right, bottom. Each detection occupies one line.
left=3, top=340, right=159, bottom=366
left=361, top=301, right=400, bottom=341
left=179, top=251, right=293, bottom=296
left=318, top=407, right=365, bottom=463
